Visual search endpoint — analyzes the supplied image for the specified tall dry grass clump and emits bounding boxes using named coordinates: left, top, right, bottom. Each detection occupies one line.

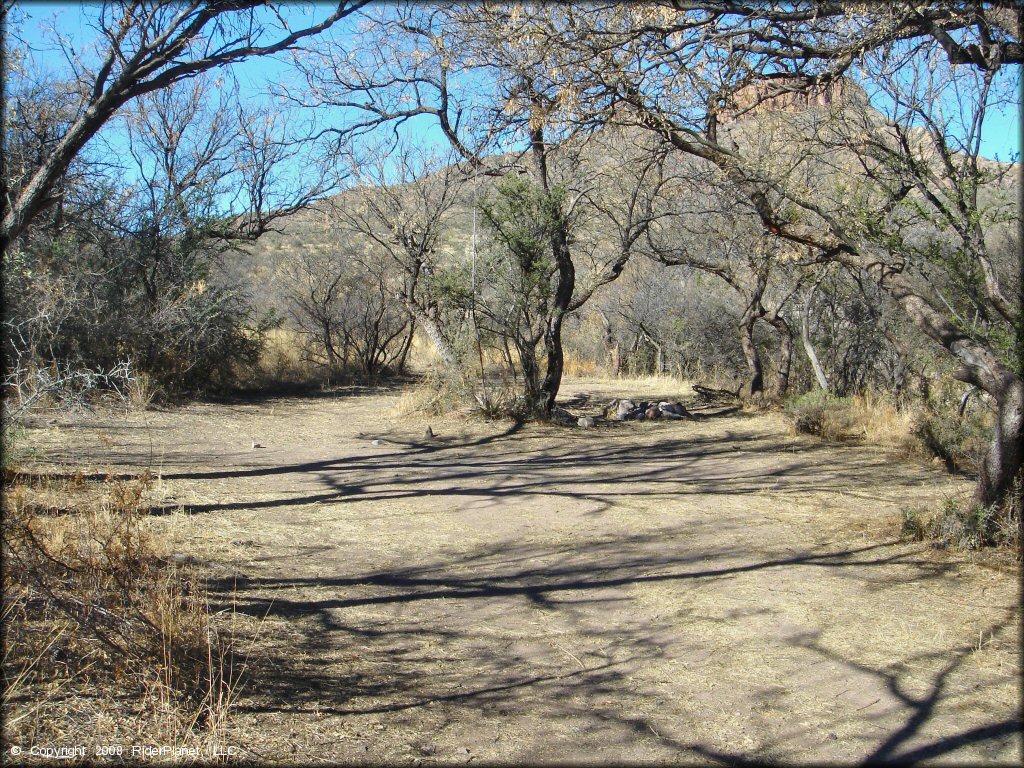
left=1, top=465, right=241, bottom=754
left=785, top=387, right=1018, bottom=555
left=785, top=386, right=995, bottom=473
left=394, top=367, right=534, bottom=421
left=393, top=368, right=476, bottom=418
left=784, top=390, right=919, bottom=450
left=901, top=489, right=1021, bottom=558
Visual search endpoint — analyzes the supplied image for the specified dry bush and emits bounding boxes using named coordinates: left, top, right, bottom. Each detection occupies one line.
left=233, top=328, right=331, bottom=392
left=786, top=386, right=994, bottom=476
left=785, top=390, right=918, bottom=451
left=562, top=353, right=602, bottom=378
left=900, top=488, right=1021, bottom=558
left=1, top=468, right=241, bottom=754
left=393, top=368, right=477, bottom=418
left=394, top=367, right=537, bottom=422
left=787, top=389, right=1017, bottom=555
left=911, top=404, right=993, bottom=474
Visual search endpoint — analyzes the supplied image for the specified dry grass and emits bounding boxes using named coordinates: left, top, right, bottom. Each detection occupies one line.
left=562, top=355, right=602, bottom=378
left=392, top=368, right=477, bottom=419
left=246, top=328, right=324, bottom=388
left=1, top=462, right=245, bottom=758
left=392, top=365, right=700, bottom=425
left=783, top=388, right=997, bottom=476
left=393, top=365, right=700, bottom=423
left=782, top=389, right=1017, bottom=556
left=842, top=392, right=919, bottom=450
left=900, top=488, right=1022, bottom=559
left=785, top=390, right=919, bottom=452
left=565, top=372, right=695, bottom=402
left=7, top=382, right=1018, bottom=763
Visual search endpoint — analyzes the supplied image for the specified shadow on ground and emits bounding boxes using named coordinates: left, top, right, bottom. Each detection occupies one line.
left=207, top=530, right=1019, bottom=763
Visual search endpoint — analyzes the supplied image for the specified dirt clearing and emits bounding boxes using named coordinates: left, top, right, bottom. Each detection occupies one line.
left=17, top=379, right=1021, bottom=764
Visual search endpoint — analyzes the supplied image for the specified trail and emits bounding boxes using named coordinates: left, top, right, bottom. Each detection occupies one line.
left=33, top=380, right=1021, bottom=763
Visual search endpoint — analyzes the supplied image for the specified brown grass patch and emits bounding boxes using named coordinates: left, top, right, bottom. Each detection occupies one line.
left=1, top=464, right=245, bottom=758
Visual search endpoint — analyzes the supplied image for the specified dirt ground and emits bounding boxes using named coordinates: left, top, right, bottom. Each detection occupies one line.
left=19, top=378, right=1022, bottom=764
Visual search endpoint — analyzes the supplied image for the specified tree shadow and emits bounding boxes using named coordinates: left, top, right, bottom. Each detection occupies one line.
left=208, top=530, right=1017, bottom=762
left=672, top=612, right=1022, bottom=764
left=41, top=415, right=935, bottom=519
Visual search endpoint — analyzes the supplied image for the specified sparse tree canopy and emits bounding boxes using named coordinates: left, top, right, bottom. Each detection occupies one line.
left=1, top=0, right=368, bottom=253
left=3, top=1, right=1021, bottom=513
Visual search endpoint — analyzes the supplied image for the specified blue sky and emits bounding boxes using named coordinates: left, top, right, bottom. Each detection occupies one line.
left=10, top=2, right=1022, bottom=165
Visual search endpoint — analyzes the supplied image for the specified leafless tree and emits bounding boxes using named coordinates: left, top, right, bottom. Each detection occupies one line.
left=643, top=166, right=811, bottom=399
left=505, top=1, right=1021, bottom=514
left=324, top=140, right=466, bottom=369
left=282, top=238, right=413, bottom=378
left=1, top=0, right=368, bottom=254
left=288, top=4, right=669, bottom=417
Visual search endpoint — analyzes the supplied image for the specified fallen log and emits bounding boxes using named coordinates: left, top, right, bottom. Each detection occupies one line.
left=692, top=383, right=742, bottom=403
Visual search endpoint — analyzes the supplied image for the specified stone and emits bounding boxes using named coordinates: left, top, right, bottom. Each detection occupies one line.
left=371, top=439, right=384, bottom=446
left=577, top=416, right=596, bottom=428
left=659, top=402, right=690, bottom=418
left=645, top=406, right=661, bottom=420
left=424, top=426, right=434, bottom=440
left=616, top=399, right=636, bottom=418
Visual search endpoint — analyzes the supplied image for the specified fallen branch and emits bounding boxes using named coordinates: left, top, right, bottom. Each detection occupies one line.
left=692, top=383, right=742, bottom=403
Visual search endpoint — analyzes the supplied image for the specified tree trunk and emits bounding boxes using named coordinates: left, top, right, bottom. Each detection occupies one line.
left=323, top=321, right=341, bottom=371
left=2, top=95, right=120, bottom=253
left=598, top=308, right=620, bottom=376
left=538, top=232, right=574, bottom=415
left=740, top=311, right=764, bottom=399
left=765, top=313, right=793, bottom=399
left=801, top=282, right=830, bottom=391
left=538, top=319, right=566, bottom=416
left=530, top=103, right=574, bottom=419
left=869, top=265, right=1023, bottom=515
left=976, top=377, right=1024, bottom=514
left=395, top=317, right=416, bottom=373
left=407, top=303, right=457, bottom=369
left=519, top=342, right=541, bottom=407
left=630, top=95, right=1021, bottom=513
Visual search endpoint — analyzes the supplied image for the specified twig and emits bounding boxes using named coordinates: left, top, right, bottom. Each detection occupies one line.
left=855, top=698, right=881, bottom=712
left=552, top=642, right=586, bottom=670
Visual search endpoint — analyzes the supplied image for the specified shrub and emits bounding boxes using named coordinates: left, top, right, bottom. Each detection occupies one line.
left=897, top=484, right=1021, bottom=557
left=785, top=389, right=923, bottom=452
left=899, top=507, right=929, bottom=542
left=784, top=390, right=857, bottom=440
left=929, top=492, right=1021, bottom=554
left=911, top=406, right=992, bottom=474
left=1, top=466, right=239, bottom=750
left=395, top=368, right=476, bottom=417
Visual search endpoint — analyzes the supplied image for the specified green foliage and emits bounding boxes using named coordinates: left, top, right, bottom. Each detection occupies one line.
left=907, top=492, right=1021, bottom=554
left=428, top=262, right=475, bottom=307
left=478, top=174, right=565, bottom=278
left=899, top=507, right=929, bottom=542
left=911, top=406, right=991, bottom=474
left=467, top=174, right=570, bottom=407
left=477, top=175, right=565, bottom=306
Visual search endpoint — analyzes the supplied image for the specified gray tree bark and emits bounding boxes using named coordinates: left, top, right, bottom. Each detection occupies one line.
left=801, top=282, right=830, bottom=391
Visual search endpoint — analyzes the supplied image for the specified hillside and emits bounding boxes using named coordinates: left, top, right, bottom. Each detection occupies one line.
left=219, top=91, right=1018, bottom=381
